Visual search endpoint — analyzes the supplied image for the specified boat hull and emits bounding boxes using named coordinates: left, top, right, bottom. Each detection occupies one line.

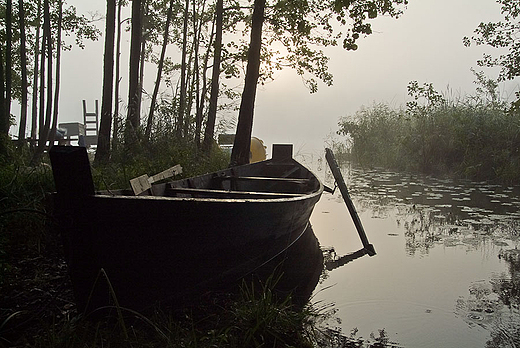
left=50, top=145, right=323, bottom=312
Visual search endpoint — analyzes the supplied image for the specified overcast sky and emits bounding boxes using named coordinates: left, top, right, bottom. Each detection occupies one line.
left=14, top=0, right=517, bottom=154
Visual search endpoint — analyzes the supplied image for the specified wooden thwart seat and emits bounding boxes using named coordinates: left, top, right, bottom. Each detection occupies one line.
left=215, top=176, right=311, bottom=185
left=165, top=186, right=305, bottom=199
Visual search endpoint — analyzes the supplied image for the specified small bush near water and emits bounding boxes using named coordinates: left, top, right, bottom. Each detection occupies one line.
left=338, top=81, right=520, bottom=184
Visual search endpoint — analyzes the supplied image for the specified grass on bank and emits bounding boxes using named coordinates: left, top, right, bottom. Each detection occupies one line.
left=30, top=274, right=324, bottom=348
left=337, top=81, right=520, bottom=184
left=16, top=273, right=397, bottom=348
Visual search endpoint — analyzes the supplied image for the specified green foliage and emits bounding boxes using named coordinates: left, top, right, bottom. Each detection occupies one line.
left=0, top=142, right=55, bottom=257
left=333, top=0, right=408, bottom=51
left=464, top=0, right=520, bottom=107
left=92, top=136, right=230, bottom=191
left=264, top=0, right=408, bottom=92
left=338, top=81, right=520, bottom=183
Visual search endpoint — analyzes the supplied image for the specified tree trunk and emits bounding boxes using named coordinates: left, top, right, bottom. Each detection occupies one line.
left=112, top=0, right=123, bottom=152
left=95, top=0, right=116, bottom=164
left=0, top=44, right=6, bottom=144
left=136, top=4, right=147, bottom=124
left=177, top=0, right=189, bottom=138
left=202, top=0, right=223, bottom=153
left=145, top=0, right=174, bottom=141
left=195, top=22, right=214, bottom=148
left=38, top=33, right=46, bottom=144
left=31, top=0, right=53, bottom=165
left=193, top=0, right=207, bottom=147
left=17, top=0, right=28, bottom=147
left=126, top=0, right=143, bottom=143
left=184, top=44, right=196, bottom=138
left=47, top=0, right=62, bottom=148
left=30, top=0, right=41, bottom=145
left=230, top=0, right=265, bottom=166
left=3, top=0, right=12, bottom=137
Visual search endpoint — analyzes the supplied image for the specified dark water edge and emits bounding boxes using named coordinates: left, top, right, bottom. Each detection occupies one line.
left=246, top=224, right=324, bottom=307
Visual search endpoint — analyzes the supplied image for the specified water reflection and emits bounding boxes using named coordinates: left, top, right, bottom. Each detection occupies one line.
left=333, top=165, right=520, bottom=257
left=495, top=249, right=520, bottom=310
left=323, top=247, right=371, bottom=271
left=313, top=161, right=520, bottom=347
left=453, top=248, right=520, bottom=347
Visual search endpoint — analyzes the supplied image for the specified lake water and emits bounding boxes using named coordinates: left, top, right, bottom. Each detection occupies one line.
left=304, top=157, right=520, bottom=348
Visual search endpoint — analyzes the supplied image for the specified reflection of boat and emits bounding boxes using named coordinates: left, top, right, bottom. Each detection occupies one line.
left=323, top=247, right=370, bottom=271
left=49, top=144, right=323, bottom=313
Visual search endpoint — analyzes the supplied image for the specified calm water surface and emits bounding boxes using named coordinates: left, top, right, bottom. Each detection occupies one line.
left=305, top=158, right=520, bottom=348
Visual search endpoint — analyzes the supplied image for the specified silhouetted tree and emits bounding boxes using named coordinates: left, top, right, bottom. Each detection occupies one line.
left=0, top=44, right=6, bottom=144
left=17, top=0, right=29, bottom=148
left=112, top=0, right=125, bottom=152
left=2, top=0, right=12, bottom=138
left=145, top=0, right=175, bottom=141
left=30, top=0, right=41, bottom=144
left=31, top=0, right=53, bottom=165
left=178, top=0, right=190, bottom=137
left=47, top=0, right=63, bottom=148
left=230, top=0, right=265, bottom=166
left=202, top=0, right=223, bottom=153
left=95, top=0, right=117, bottom=164
left=230, top=0, right=409, bottom=166
left=126, top=0, right=143, bottom=142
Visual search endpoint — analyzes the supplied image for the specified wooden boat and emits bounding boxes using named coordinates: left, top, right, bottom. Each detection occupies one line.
left=49, top=144, right=323, bottom=313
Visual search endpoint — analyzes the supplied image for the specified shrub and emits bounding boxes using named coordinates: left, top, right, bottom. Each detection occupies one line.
left=337, top=83, right=520, bottom=183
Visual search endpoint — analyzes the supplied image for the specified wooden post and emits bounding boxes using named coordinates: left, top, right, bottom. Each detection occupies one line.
left=272, top=144, right=293, bottom=162
left=325, top=148, right=376, bottom=256
left=49, top=145, right=100, bottom=313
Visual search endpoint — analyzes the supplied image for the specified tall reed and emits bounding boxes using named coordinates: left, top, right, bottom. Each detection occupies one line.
left=338, top=82, right=520, bottom=184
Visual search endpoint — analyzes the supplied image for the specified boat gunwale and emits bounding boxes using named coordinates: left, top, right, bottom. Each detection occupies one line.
left=93, top=185, right=323, bottom=204
left=93, top=158, right=324, bottom=204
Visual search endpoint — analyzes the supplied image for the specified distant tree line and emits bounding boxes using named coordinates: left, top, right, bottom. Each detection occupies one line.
left=0, top=0, right=409, bottom=166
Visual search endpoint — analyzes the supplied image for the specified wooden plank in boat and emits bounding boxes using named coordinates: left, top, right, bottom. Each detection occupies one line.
left=130, top=164, right=182, bottom=195
left=149, top=164, right=182, bottom=183
left=216, top=176, right=311, bottom=185
left=166, top=187, right=305, bottom=199
left=130, top=174, right=151, bottom=195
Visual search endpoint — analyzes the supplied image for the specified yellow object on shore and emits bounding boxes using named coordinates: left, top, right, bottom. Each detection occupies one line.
left=250, top=137, right=267, bottom=163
